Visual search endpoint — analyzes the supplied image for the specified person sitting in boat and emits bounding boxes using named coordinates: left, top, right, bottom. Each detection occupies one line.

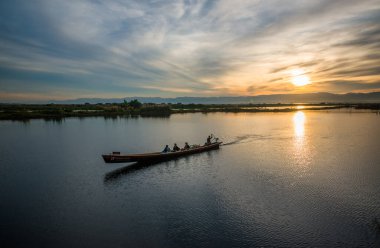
left=205, top=135, right=212, bottom=145
left=162, top=145, right=171, bottom=153
left=183, top=142, right=190, bottom=150
left=172, top=143, right=180, bottom=152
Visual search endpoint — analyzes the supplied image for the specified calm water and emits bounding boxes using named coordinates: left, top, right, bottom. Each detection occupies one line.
left=0, top=112, right=379, bottom=247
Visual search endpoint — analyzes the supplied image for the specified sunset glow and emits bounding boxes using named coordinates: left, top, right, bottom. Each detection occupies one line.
left=0, top=1, right=379, bottom=101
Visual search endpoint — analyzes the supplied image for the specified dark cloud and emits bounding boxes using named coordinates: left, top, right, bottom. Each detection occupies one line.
left=312, top=80, right=380, bottom=92
left=334, top=18, right=380, bottom=49
left=0, top=1, right=109, bottom=61
left=333, top=67, right=380, bottom=78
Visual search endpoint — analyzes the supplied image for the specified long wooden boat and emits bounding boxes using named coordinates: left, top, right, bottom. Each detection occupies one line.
left=102, top=142, right=222, bottom=163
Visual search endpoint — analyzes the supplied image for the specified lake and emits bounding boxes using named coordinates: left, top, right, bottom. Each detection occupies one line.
left=0, top=111, right=379, bottom=247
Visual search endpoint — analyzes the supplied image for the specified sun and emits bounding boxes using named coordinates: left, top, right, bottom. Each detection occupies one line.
left=291, top=69, right=311, bottom=87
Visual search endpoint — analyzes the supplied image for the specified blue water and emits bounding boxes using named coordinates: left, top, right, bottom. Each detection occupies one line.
left=0, top=112, right=379, bottom=247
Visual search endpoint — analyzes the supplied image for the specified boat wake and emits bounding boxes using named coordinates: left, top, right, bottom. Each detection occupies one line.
left=222, top=134, right=270, bottom=146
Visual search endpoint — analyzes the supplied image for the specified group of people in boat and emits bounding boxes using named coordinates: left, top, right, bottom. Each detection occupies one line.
left=162, top=142, right=189, bottom=153
left=162, top=135, right=215, bottom=153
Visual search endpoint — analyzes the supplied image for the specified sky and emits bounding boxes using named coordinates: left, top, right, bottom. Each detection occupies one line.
left=0, top=0, right=380, bottom=101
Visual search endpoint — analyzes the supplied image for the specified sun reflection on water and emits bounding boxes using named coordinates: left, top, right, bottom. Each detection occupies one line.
left=291, top=111, right=313, bottom=178
left=293, top=111, right=305, bottom=138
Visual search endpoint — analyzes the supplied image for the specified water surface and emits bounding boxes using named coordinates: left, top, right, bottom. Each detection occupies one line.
left=0, top=112, right=379, bottom=247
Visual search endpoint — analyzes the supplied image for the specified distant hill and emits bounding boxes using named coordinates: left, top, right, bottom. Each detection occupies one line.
left=47, top=92, right=380, bottom=104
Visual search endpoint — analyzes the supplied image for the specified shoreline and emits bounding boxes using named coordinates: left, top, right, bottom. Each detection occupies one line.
left=1, top=103, right=379, bottom=121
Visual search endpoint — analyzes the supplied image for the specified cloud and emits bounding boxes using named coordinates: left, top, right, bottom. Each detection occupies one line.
left=309, top=80, right=380, bottom=93
left=0, top=0, right=379, bottom=101
left=140, top=85, right=194, bottom=94
left=247, top=83, right=296, bottom=95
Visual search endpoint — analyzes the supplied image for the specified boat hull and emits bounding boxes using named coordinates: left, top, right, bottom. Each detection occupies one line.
left=102, top=142, right=222, bottom=163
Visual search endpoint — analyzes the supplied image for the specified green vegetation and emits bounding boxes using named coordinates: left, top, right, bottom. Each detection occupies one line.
left=124, top=99, right=143, bottom=109
left=0, top=100, right=379, bottom=120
